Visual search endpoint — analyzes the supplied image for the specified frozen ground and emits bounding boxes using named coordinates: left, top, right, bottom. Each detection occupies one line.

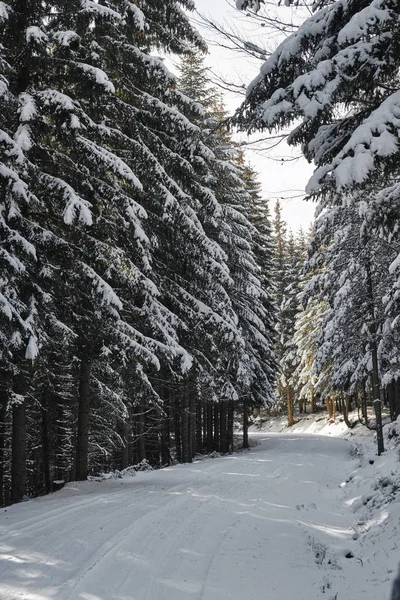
left=1, top=417, right=399, bottom=600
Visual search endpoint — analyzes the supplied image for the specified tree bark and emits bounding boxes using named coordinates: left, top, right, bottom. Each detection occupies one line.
left=41, top=394, right=51, bottom=494
left=127, top=407, right=134, bottom=466
left=161, top=416, right=171, bottom=466
left=0, top=390, right=7, bottom=506
left=287, top=386, right=295, bottom=426
left=394, top=379, right=400, bottom=419
left=189, top=387, right=196, bottom=461
left=11, top=402, right=27, bottom=503
left=206, top=403, right=213, bottom=453
left=227, top=399, right=234, bottom=452
left=202, top=405, right=207, bottom=449
left=374, top=396, right=384, bottom=455
left=214, top=404, right=220, bottom=452
left=75, top=356, right=91, bottom=480
left=341, top=392, right=354, bottom=429
left=326, top=396, right=335, bottom=420
left=242, top=399, right=249, bottom=449
left=361, top=384, right=368, bottom=425
left=54, top=396, right=67, bottom=481
left=220, top=402, right=228, bottom=453
left=366, top=261, right=384, bottom=454
left=173, top=393, right=181, bottom=463
left=387, top=382, right=396, bottom=422
left=196, top=400, right=203, bottom=454
left=120, top=418, right=129, bottom=470
left=137, top=404, right=146, bottom=462
left=310, top=390, right=316, bottom=413
left=181, top=384, right=190, bottom=463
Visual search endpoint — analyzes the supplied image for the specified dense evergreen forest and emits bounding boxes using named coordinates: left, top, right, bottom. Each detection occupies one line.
left=0, top=0, right=278, bottom=505
left=1, top=0, right=400, bottom=507
left=234, top=0, right=400, bottom=455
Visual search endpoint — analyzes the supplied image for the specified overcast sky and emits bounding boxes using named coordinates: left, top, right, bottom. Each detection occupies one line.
left=192, top=0, right=316, bottom=231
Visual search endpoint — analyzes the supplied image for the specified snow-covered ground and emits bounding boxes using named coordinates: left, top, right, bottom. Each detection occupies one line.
left=1, top=415, right=399, bottom=600
left=249, top=410, right=369, bottom=437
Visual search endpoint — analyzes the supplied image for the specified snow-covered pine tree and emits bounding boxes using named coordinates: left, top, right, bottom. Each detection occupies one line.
left=303, top=202, right=396, bottom=447
left=178, top=51, right=278, bottom=450
left=210, top=145, right=277, bottom=445
left=0, top=0, right=62, bottom=502
left=279, top=230, right=306, bottom=424
left=290, top=220, right=331, bottom=413
left=272, top=200, right=287, bottom=325
left=174, top=53, right=247, bottom=455
left=293, top=292, right=329, bottom=413
left=272, top=201, right=292, bottom=417
left=235, top=0, right=400, bottom=206
left=240, top=158, right=277, bottom=399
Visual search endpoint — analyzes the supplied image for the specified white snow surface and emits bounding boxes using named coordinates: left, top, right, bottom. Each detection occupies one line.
left=1, top=420, right=399, bottom=599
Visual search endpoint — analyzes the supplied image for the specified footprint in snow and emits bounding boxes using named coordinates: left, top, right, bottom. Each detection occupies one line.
left=296, top=503, right=318, bottom=511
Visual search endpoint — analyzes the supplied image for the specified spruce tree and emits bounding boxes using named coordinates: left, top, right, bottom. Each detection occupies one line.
left=178, top=51, right=278, bottom=448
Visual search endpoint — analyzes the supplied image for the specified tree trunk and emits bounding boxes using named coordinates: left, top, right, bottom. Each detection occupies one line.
left=326, top=396, right=335, bottom=420
left=374, top=395, right=384, bottom=455
left=242, top=399, right=249, bottom=449
left=214, top=404, right=220, bottom=452
left=161, top=415, right=171, bottom=466
left=173, top=394, right=181, bottom=463
left=164, top=387, right=171, bottom=449
left=75, top=356, right=91, bottom=480
left=144, top=418, right=159, bottom=466
left=287, top=386, right=295, bottom=426
left=137, top=405, right=146, bottom=461
left=189, top=388, right=196, bottom=461
left=206, top=403, right=213, bottom=453
left=120, top=418, right=129, bottom=470
left=196, top=400, right=203, bottom=454
left=227, top=399, right=234, bottom=452
left=310, top=390, right=316, bottom=413
left=220, top=402, right=228, bottom=453
left=41, top=394, right=51, bottom=494
left=394, top=380, right=400, bottom=419
left=202, top=405, right=207, bottom=449
left=387, top=382, right=396, bottom=422
left=366, top=261, right=384, bottom=455
left=0, top=390, right=7, bottom=506
left=362, top=384, right=368, bottom=425
left=11, top=402, right=27, bottom=503
left=341, top=392, right=354, bottom=429
left=54, top=396, right=67, bottom=481
left=127, top=407, right=134, bottom=466
left=181, top=384, right=190, bottom=463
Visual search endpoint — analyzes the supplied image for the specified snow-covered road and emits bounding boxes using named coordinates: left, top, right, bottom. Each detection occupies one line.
left=0, top=434, right=394, bottom=600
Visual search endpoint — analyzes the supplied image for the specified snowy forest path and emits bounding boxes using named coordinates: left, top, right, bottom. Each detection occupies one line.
left=0, top=434, right=373, bottom=600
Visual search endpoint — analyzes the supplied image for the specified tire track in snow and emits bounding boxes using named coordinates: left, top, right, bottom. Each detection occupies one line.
left=0, top=435, right=360, bottom=600
left=59, top=484, right=213, bottom=600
